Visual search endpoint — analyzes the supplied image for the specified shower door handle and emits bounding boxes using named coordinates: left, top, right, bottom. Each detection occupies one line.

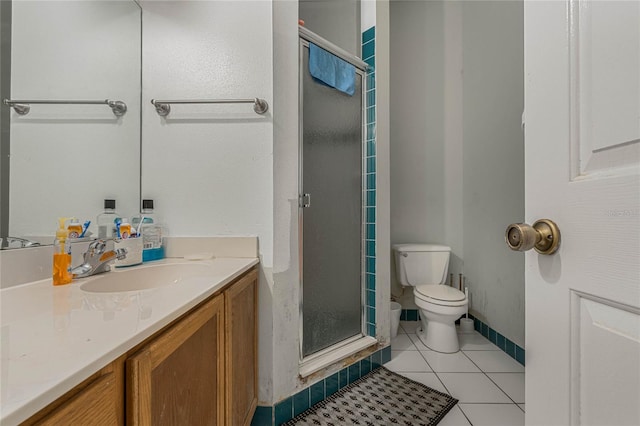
left=300, top=193, right=311, bottom=208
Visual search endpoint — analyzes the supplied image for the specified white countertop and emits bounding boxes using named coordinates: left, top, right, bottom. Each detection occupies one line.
left=0, top=257, right=258, bottom=426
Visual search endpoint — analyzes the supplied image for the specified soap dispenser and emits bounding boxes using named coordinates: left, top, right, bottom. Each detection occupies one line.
left=53, top=217, right=73, bottom=286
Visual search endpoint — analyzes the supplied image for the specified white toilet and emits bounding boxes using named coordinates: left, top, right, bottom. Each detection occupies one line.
left=393, top=244, right=468, bottom=353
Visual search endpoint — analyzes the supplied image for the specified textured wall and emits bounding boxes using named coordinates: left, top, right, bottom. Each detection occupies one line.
left=389, top=0, right=464, bottom=302
left=299, top=0, right=360, bottom=56
left=141, top=1, right=274, bottom=265
left=462, top=0, right=525, bottom=347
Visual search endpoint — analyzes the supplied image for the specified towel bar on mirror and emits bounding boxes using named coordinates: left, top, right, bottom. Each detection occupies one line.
left=2, top=99, right=127, bottom=117
left=150, top=98, right=269, bottom=116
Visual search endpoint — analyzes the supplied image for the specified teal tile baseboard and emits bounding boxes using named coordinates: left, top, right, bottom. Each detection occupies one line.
left=400, top=308, right=419, bottom=321
left=251, top=345, right=391, bottom=426
left=251, top=406, right=273, bottom=426
left=399, top=309, right=525, bottom=367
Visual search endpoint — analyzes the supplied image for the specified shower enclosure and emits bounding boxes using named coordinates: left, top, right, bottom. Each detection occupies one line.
left=298, top=27, right=369, bottom=362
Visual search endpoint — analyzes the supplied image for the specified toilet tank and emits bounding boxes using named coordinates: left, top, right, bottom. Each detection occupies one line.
left=393, top=244, right=451, bottom=287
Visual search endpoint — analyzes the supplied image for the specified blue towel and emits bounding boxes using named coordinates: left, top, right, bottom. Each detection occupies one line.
left=309, top=43, right=356, bottom=96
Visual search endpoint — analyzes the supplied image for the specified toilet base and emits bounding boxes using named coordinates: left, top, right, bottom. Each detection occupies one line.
left=416, top=319, right=460, bottom=353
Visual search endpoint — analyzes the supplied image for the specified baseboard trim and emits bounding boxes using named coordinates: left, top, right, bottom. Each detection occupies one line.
left=251, top=345, right=392, bottom=426
left=400, top=309, right=525, bottom=366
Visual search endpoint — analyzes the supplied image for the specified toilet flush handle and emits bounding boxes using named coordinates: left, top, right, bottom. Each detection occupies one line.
left=505, top=219, right=561, bottom=255
left=401, top=252, right=408, bottom=257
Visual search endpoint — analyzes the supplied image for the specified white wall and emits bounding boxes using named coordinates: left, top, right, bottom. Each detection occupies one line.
left=141, top=1, right=276, bottom=405
left=9, top=1, right=140, bottom=239
left=462, top=0, right=525, bottom=346
left=390, top=0, right=464, bottom=305
left=299, top=0, right=360, bottom=56
left=389, top=0, right=525, bottom=346
left=141, top=1, right=274, bottom=266
left=142, top=0, right=390, bottom=405
left=270, top=0, right=301, bottom=404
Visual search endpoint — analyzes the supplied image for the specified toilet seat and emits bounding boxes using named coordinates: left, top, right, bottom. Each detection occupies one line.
left=414, top=285, right=467, bottom=307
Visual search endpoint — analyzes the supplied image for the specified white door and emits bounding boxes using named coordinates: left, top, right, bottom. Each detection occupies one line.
left=525, top=1, right=640, bottom=425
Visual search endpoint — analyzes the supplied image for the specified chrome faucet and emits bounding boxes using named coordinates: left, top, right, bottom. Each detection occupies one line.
left=1, top=236, right=41, bottom=249
left=71, top=240, right=127, bottom=278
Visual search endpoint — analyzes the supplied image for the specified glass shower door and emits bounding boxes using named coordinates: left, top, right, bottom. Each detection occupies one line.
left=300, top=44, right=364, bottom=359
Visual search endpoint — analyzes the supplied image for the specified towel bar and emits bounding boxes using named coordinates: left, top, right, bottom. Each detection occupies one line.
left=150, top=98, right=269, bottom=116
left=3, top=98, right=127, bottom=117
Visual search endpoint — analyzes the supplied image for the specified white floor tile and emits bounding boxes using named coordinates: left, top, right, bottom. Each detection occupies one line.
left=391, top=334, right=417, bottom=350
left=437, top=373, right=511, bottom=403
left=396, top=372, right=449, bottom=394
left=406, top=331, right=431, bottom=350
left=487, top=373, right=525, bottom=403
left=420, top=350, right=481, bottom=373
left=518, top=404, right=525, bottom=412
left=458, top=403, right=525, bottom=426
left=385, top=350, right=432, bottom=373
left=400, top=320, right=421, bottom=334
left=464, top=350, right=525, bottom=373
left=438, top=406, right=471, bottom=426
left=457, top=332, right=500, bottom=350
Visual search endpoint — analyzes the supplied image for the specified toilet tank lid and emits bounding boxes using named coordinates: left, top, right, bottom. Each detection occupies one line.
left=393, top=244, right=451, bottom=253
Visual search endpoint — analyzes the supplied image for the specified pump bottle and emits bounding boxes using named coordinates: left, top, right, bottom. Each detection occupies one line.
left=53, top=218, right=73, bottom=286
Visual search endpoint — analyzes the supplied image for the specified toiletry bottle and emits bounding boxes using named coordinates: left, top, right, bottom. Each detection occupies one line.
left=67, top=218, right=82, bottom=239
left=97, top=199, right=119, bottom=238
left=132, top=199, right=156, bottom=231
left=53, top=218, right=73, bottom=286
left=137, top=199, right=165, bottom=262
left=119, top=218, right=132, bottom=239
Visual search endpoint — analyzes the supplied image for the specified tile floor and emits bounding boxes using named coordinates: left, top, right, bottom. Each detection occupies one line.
left=385, top=321, right=525, bottom=426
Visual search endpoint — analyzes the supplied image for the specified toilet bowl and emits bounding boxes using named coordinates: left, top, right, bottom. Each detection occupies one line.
left=414, top=285, right=467, bottom=353
left=393, top=244, right=468, bottom=353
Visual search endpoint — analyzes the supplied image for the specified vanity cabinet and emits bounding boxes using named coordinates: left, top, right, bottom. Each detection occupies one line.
left=127, top=294, right=226, bottom=425
left=224, top=270, right=258, bottom=426
left=22, top=360, right=125, bottom=426
left=20, top=267, right=258, bottom=426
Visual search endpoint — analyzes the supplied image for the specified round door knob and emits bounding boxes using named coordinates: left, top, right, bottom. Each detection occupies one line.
left=505, top=219, right=561, bottom=255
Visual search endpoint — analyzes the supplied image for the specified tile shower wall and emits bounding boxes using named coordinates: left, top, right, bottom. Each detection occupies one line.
left=400, top=309, right=525, bottom=366
left=363, top=26, right=377, bottom=338
left=252, top=347, right=392, bottom=426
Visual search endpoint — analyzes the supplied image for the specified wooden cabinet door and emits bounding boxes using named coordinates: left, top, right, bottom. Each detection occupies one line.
left=26, top=361, right=123, bottom=426
left=225, top=269, right=258, bottom=426
left=126, top=294, right=225, bottom=426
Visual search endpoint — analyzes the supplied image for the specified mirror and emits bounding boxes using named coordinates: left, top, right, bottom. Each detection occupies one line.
left=0, top=0, right=142, bottom=249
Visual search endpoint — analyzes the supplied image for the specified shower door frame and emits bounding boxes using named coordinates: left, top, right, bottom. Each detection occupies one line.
left=298, top=28, right=370, bottom=366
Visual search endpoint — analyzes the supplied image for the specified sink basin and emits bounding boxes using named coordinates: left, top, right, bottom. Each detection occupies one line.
left=80, top=263, right=216, bottom=293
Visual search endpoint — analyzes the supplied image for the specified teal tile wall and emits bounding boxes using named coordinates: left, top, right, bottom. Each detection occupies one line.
left=399, top=309, right=525, bottom=367
left=363, top=26, right=377, bottom=338
left=252, top=345, right=392, bottom=426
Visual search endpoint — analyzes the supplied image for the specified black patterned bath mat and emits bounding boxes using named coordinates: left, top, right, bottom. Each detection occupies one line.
left=283, top=366, right=458, bottom=426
